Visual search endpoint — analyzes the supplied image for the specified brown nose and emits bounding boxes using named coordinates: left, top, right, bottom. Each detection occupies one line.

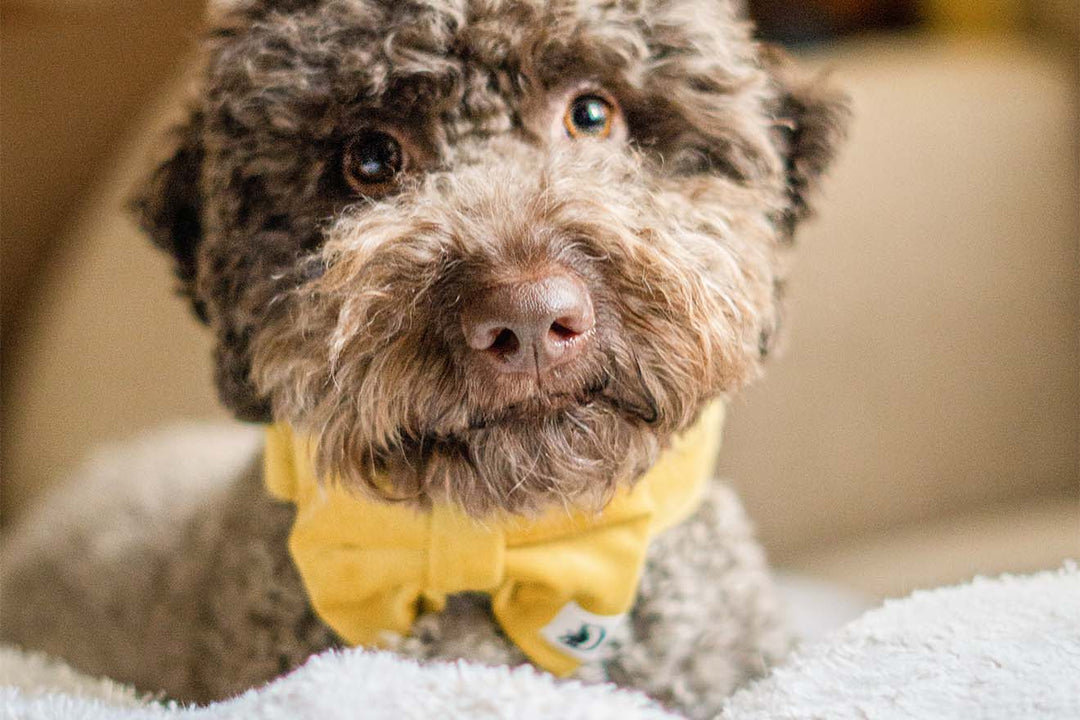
left=462, top=272, right=595, bottom=375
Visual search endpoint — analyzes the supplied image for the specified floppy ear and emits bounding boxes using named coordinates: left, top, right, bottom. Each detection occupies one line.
left=762, top=45, right=850, bottom=236
left=132, top=110, right=208, bottom=323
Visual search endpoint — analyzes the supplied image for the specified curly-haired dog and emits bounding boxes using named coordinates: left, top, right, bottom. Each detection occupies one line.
left=1, top=0, right=846, bottom=715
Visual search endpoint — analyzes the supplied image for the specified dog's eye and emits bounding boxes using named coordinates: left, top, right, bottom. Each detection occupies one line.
left=564, top=95, right=614, bottom=139
left=343, top=131, right=403, bottom=192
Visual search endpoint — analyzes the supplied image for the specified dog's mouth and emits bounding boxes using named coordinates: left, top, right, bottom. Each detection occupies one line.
left=414, top=353, right=661, bottom=448
left=464, top=376, right=610, bottom=432
left=321, top=348, right=672, bottom=516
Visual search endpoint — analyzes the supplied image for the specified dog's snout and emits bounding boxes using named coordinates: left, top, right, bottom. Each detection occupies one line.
left=462, top=272, right=595, bottom=375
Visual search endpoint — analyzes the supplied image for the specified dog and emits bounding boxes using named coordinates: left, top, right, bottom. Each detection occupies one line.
left=1, top=1, right=846, bottom=716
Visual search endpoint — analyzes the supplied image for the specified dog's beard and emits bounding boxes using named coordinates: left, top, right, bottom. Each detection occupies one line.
left=305, top=349, right=672, bottom=517
left=376, top=400, right=662, bottom=517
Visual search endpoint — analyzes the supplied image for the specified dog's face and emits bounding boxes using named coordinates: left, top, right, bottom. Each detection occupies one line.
left=138, top=0, right=846, bottom=516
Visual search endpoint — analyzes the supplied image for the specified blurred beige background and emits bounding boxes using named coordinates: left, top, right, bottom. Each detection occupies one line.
left=2, top=0, right=1078, bottom=600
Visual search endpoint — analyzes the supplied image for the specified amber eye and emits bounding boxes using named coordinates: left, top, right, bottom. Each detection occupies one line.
left=563, top=94, right=614, bottom=139
left=343, top=131, right=403, bottom=192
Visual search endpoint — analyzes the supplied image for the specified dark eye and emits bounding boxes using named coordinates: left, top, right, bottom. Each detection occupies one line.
left=343, top=130, right=403, bottom=192
left=564, top=94, right=614, bottom=139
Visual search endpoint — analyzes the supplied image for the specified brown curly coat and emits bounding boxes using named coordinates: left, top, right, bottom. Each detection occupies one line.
left=2, top=0, right=846, bottom=715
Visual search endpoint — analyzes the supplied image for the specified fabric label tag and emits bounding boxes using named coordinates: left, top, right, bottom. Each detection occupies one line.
left=539, top=601, right=625, bottom=663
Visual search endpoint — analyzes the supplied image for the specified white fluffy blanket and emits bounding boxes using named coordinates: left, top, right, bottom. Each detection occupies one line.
left=3, top=565, right=1076, bottom=720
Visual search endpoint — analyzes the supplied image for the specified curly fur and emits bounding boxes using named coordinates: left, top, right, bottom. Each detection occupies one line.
left=138, top=0, right=846, bottom=515
left=3, top=0, right=847, bottom=715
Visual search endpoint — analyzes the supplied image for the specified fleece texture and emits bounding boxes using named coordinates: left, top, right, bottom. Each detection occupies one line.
left=720, top=563, right=1080, bottom=720
left=3, top=566, right=1077, bottom=720
left=0, top=649, right=678, bottom=720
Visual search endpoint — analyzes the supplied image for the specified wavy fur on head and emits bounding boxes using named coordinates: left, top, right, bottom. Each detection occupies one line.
left=136, top=0, right=847, bottom=517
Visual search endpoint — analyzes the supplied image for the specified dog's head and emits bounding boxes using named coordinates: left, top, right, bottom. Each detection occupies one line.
left=137, top=0, right=847, bottom=516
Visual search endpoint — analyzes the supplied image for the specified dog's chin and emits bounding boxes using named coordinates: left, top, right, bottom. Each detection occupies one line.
left=367, top=395, right=663, bottom=518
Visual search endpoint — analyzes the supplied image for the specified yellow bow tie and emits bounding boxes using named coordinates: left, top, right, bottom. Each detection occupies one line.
left=264, top=401, right=724, bottom=676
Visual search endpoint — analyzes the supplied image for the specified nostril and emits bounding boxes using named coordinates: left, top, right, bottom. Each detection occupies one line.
left=548, top=320, right=580, bottom=342
left=487, top=328, right=520, bottom=357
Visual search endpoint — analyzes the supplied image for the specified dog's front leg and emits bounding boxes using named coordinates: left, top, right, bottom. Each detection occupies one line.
left=599, top=483, right=790, bottom=720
